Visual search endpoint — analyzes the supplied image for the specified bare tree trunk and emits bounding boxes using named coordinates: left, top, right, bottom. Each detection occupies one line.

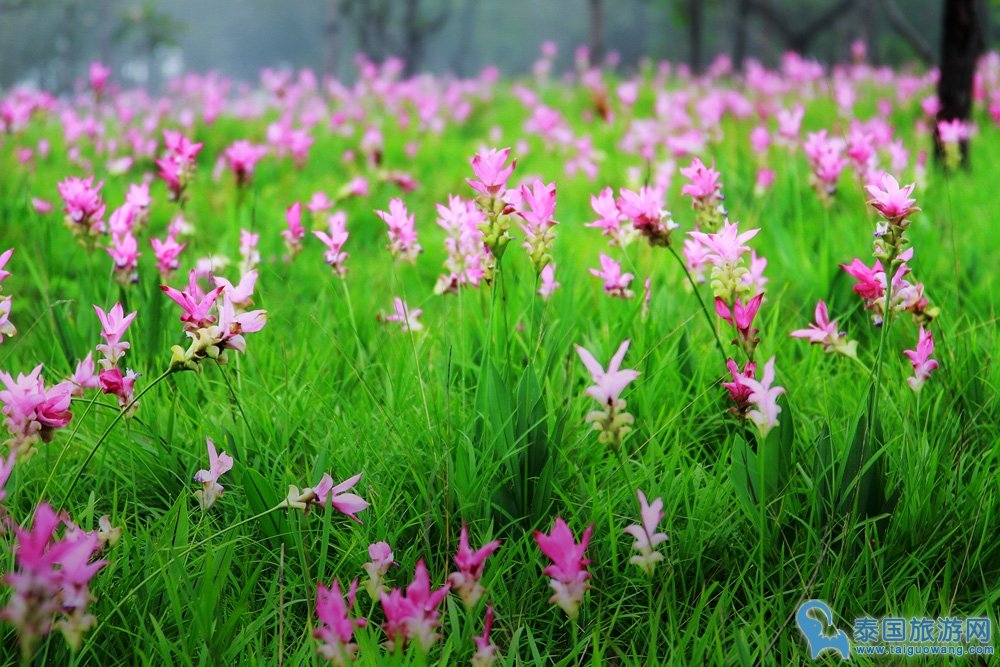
left=323, top=0, right=340, bottom=75
left=588, top=0, right=604, bottom=65
left=936, top=0, right=984, bottom=168
left=688, top=0, right=702, bottom=73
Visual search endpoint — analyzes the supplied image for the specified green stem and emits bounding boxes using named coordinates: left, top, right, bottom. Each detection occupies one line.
left=667, top=245, right=728, bottom=365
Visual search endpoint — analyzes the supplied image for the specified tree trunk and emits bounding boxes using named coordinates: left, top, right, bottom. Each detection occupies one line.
left=936, top=0, right=984, bottom=168
left=733, top=0, right=750, bottom=70
left=588, top=0, right=604, bottom=66
left=688, top=0, right=702, bottom=74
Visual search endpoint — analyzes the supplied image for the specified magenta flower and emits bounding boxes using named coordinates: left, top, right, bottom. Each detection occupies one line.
left=68, top=354, right=100, bottom=396
left=623, top=489, right=668, bottom=574
left=937, top=118, right=972, bottom=144
left=363, top=541, right=396, bottom=599
left=616, top=186, right=677, bottom=246
left=471, top=604, right=499, bottom=667
left=534, top=517, right=592, bottom=620
left=222, top=140, right=268, bottom=187
left=88, top=62, right=111, bottom=94
left=433, top=196, right=487, bottom=293
left=379, top=560, right=450, bottom=650
left=903, top=326, right=938, bottom=392
left=448, top=524, right=500, bottom=607
left=380, top=298, right=423, bottom=333
left=590, top=253, right=634, bottom=299
left=467, top=147, right=516, bottom=197
left=538, top=263, right=560, bottom=300
left=516, top=180, right=558, bottom=268
left=311, top=472, right=369, bottom=522
left=865, top=173, right=919, bottom=224
left=0, top=365, right=73, bottom=458
left=57, top=176, right=106, bottom=237
left=98, top=367, right=141, bottom=415
left=588, top=187, right=632, bottom=245
left=714, top=293, right=763, bottom=352
left=106, top=232, right=140, bottom=285
left=789, top=300, right=858, bottom=358
left=375, top=199, right=422, bottom=263
left=282, top=202, right=306, bottom=257
left=193, top=437, right=234, bottom=510
left=679, top=157, right=726, bottom=226
left=150, top=235, right=186, bottom=279
left=93, top=303, right=137, bottom=369
left=722, top=359, right=756, bottom=416
left=160, top=276, right=224, bottom=330
left=314, top=578, right=367, bottom=666
left=314, top=212, right=350, bottom=278
left=737, top=357, right=785, bottom=437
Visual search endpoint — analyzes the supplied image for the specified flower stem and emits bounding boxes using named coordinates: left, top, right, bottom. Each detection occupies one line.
left=667, top=244, right=728, bottom=365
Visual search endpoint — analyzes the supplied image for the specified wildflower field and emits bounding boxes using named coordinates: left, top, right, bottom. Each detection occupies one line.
left=0, top=49, right=998, bottom=665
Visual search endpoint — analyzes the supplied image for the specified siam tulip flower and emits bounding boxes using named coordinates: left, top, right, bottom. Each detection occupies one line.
left=96, top=516, right=121, bottom=550
left=239, top=229, right=260, bottom=272
left=624, top=489, right=668, bottom=574
left=775, top=104, right=804, bottom=146
left=448, top=524, right=500, bottom=607
left=0, top=365, right=74, bottom=458
left=107, top=203, right=137, bottom=237
left=534, top=517, right=592, bottom=621
left=575, top=339, right=640, bottom=448
left=516, top=180, right=558, bottom=269
left=379, top=560, right=450, bottom=651
left=31, top=198, right=53, bottom=214
left=0, top=248, right=14, bottom=287
left=679, top=157, right=727, bottom=230
left=471, top=604, right=499, bottom=667
left=307, top=191, right=334, bottom=215
left=67, top=354, right=100, bottom=396
left=467, top=147, right=516, bottom=197
left=0, top=299, right=14, bottom=343
left=125, top=183, right=151, bottom=225
left=803, top=130, right=848, bottom=205
left=57, top=176, right=106, bottom=240
left=749, top=125, right=771, bottom=155
left=375, top=199, right=422, bottom=263
left=903, top=326, right=938, bottom=392
left=156, top=130, right=204, bottom=202
left=88, top=62, right=110, bottom=96
left=741, top=250, right=768, bottom=296
left=151, top=234, right=186, bottom=279
left=193, top=437, right=233, bottom=510
left=380, top=298, right=423, bottom=333
left=282, top=202, right=306, bottom=259
left=715, top=293, right=763, bottom=355
left=587, top=187, right=635, bottom=246
left=538, top=263, right=560, bottom=300
left=106, top=233, right=140, bottom=285
left=363, top=542, right=396, bottom=599
left=1, top=503, right=106, bottom=657
left=616, top=186, right=677, bottom=247
left=590, top=253, right=634, bottom=300
left=222, top=140, right=268, bottom=187
left=688, top=220, right=760, bottom=305
left=433, top=196, right=488, bottom=293
left=789, top=300, right=858, bottom=358
left=754, top=168, right=776, bottom=196
left=315, top=579, right=367, bottom=666
left=93, top=303, right=137, bottom=370
left=733, top=357, right=784, bottom=437
left=314, top=212, right=350, bottom=278
left=213, top=270, right=258, bottom=310
left=281, top=472, right=369, bottom=522
left=341, top=176, right=370, bottom=199
left=722, top=359, right=756, bottom=416
left=0, top=449, right=14, bottom=503
left=98, top=367, right=141, bottom=416
left=161, top=278, right=223, bottom=331
left=866, top=172, right=919, bottom=226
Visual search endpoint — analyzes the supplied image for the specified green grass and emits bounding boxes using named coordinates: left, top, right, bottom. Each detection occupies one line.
left=0, top=73, right=997, bottom=666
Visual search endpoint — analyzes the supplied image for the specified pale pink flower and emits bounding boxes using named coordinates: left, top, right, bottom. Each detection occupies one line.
left=538, top=264, right=560, bottom=300
left=314, top=212, right=350, bottom=278
left=375, top=199, right=422, bottom=263
left=937, top=118, right=972, bottom=144
left=789, top=300, right=858, bottom=358
left=865, top=172, right=919, bottom=223
left=93, top=302, right=137, bottom=369
left=0, top=299, right=14, bottom=342
left=0, top=365, right=73, bottom=456
left=193, top=437, right=233, bottom=510
left=314, top=578, right=367, bottom=666
left=67, top=354, right=100, bottom=396
left=534, top=517, right=592, bottom=620
left=623, top=489, right=668, bottom=574
left=448, top=524, right=500, bottom=607
left=239, top=229, right=260, bottom=270
left=467, top=147, right=516, bottom=196
left=379, top=560, right=450, bottom=650
left=688, top=220, right=759, bottom=268
left=679, top=157, right=723, bottom=200
left=282, top=202, right=306, bottom=257
left=223, top=140, right=268, bottom=187
left=903, top=326, right=938, bottom=392
left=574, top=339, right=640, bottom=406
left=106, top=233, right=140, bottom=285
left=213, top=270, right=258, bottom=309
left=310, top=472, right=369, bottom=522
left=737, top=357, right=784, bottom=437
left=307, top=191, right=334, bottom=214
left=0, top=248, right=15, bottom=287
left=31, top=198, right=53, bottom=214
left=150, top=235, right=186, bottom=278
left=590, top=253, right=634, bottom=299
left=363, top=542, right=395, bottom=599
left=616, top=186, right=677, bottom=246
left=471, top=604, right=499, bottom=667
left=587, top=187, right=631, bottom=244
left=380, top=298, right=423, bottom=332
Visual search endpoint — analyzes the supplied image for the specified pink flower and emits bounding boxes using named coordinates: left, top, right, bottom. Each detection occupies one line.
left=282, top=202, right=306, bottom=256
left=865, top=173, right=919, bottom=223
left=93, top=303, right=137, bottom=369
left=575, top=339, right=640, bottom=406
left=380, top=298, right=423, bottom=332
left=754, top=168, right=775, bottom=195
left=106, top=233, right=140, bottom=284
left=239, top=229, right=260, bottom=270
left=223, top=140, right=268, bottom=187
left=448, top=524, right=500, bottom=607
left=363, top=542, right=396, bottom=599
left=715, top=293, right=763, bottom=352
left=534, top=517, right=592, bottom=620
left=776, top=103, right=804, bottom=143
left=0, top=248, right=13, bottom=287
left=2, top=503, right=106, bottom=654
left=688, top=220, right=759, bottom=267
left=590, top=253, right=634, bottom=299
left=307, top=192, right=333, bottom=215
left=57, top=176, right=106, bottom=236
left=623, top=489, right=668, bottom=574
left=193, top=437, right=233, bottom=510
left=587, top=187, right=630, bottom=243
left=433, top=196, right=487, bottom=293
left=516, top=180, right=558, bottom=265
left=161, top=278, right=224, bottom=330
left=31, top=198, right=53, bottom=214
left=789, top=300, right=858, bottom=357
left=98, top=367, right=140, bottom=414
left=616, top=186, right=677, bottom=245
left=840, top=257, right=885, bottom=302
left=0, top=365, right=73, bottom=457
left=375, top=199, right=422, bottom=262
left=737, top=356, right=784, bottom=437
left=0, top=449, right=15, bottom=503
left=314, top=212, right=350, bottom=278
left=379, top=560, right=450, bottom=650
left=311, top=472, right=370, bottom=522
left=467, top=147, right=516, bottom=196
left=150, top=235, right=186, bottom=278
left=721, top=359, right=756, bottom=415
left=937, top=118, right=972, bottom=144
left=213, top=270, right=258, bottom=309
left=314, top=578, right=367, bottom=666
left=679, top=157, right=723, bottom=201
left=67, top=354, right=100, bottom=396
left=88, top=62, right=110, bottom=94
left=0, top=299, right=14, bottom=342
left=903, top=326, right=938, bottom=392
left=538, top=264, right=560, bottom=300
left=471, top=604, right=498, bottom=667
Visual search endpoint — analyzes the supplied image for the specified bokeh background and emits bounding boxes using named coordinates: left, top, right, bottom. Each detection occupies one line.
left=1, top=0, right=997, bottom=91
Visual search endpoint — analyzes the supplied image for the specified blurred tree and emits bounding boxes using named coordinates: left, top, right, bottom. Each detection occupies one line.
left=589, top=0, right=605, bottom=64
left=936, top=0, right=986, bottom=168
left=342, top=0, right=450, bottom=74
left=114, top=2, right=185, bottom=90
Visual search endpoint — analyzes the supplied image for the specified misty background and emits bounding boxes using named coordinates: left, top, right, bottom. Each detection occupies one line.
left=0, top=0, right=996, bottom=91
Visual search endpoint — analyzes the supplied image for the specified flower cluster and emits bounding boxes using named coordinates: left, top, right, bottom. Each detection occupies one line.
left=534, top=517, right=592, bottom=620
left=0, top=365, right=72, bottom=459
left=575, top=339, right=640, bottom=448
left=222, top=140, right=268, bottom=187
left=448, top=524, right=500, bottom=608
left=467, top=147, right=516, bottom=256
left=679, top=157, right=727, bottom=230
left=379, top=560, right=450, bottom=650
left=802, top=130, right=848, bottom=205
left=722, top=357, right=785, bottom=437
left=315, top=579, right=367, bottom=666
left=624, top=489, right=668, bottom=574
left=156, top=130, right=203, bottom=202
left=94, top=302, right=141, bottom=417
left=376, top=198, right=423, bottom=263
left=616, top=185, right=678, bottom=247
left=314, top=212, right=350, bottom=277
left=282, top=472, right=369, bottom=521
left=57, top=176, right=106, bottom=242
left=433, top=196, right=489, bottom=293
left=515, top=179, right=558, bottom=270
left=590, top=253, right=634, bottom=300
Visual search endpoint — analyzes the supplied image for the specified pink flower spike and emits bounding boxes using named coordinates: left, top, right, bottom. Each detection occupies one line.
left=467, top=147, right=516, bottom=196
left=160, top=278, right=224, bottom=330
left=903, top=326, right=938, bottom=392
left=789, top=300, right=858, bottom=358
left=575, top=339, right=640, bottom=406
left=193, top=437, right=233, bottom=510
left=312, top=472, right=369, bottom=523
left=738, top=356, right=785, bottom=437
left=471, top=604, right=499, bottom=666
left=448, top=524, right=500, bottom=607
left=0, top=248, right=14, bottom=286
left=381, top=297, right=423, bottom=332
left=538, top=264, right=560, bottom=300
left=379, top=559, right=450, bottom=651
left=534, top=517, right=592, bottom=620
left=865, top=172, right=919, bottom=223
left=314, top=578, right=366, bottom=665
left=623, top=489, right=668, bottom=574
left=590, top=253, right=634, bottom=299
left=363, top=541, right=395, bottom=598
left=213, top=270, right=258, bottom=309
